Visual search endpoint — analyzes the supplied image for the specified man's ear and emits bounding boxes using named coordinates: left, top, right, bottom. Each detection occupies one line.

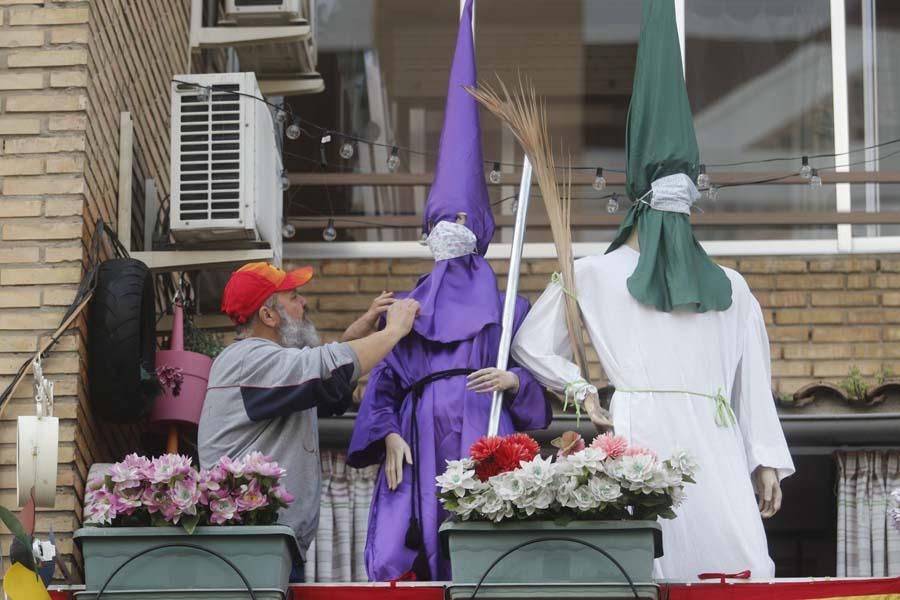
left=258, top=303, right=279, bottom=328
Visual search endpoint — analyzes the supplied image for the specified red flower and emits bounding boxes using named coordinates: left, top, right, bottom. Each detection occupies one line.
left=470, top=433, right=542, bottom=481
left=494, top=443, right=527, bottom=472
left=504, top=433, right=540, bottom=461
left=474, top=460, right=503, bottom=482
left=470, top=436, right=503, bottom=462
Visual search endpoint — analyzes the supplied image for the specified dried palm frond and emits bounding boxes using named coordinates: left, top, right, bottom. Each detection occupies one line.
left=466, top=76, right=589, bottom=377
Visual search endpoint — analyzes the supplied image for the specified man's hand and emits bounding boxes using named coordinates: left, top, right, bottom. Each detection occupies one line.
left=383, top=298, right=419, bottom=339
left=466, top=368, right=519, bottom=394
left=384, top=432, right=412, bottom=491
left=584, top=390, right=614, bottom=433
left=753, top=466, right=782, bottom=518
left=340, top=291, right=396, bottom=342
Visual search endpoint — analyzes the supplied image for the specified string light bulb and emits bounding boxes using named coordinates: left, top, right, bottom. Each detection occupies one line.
left=286, top=122, right=302, bottom=140
left=697, top=164, right=709, bottom=189
left=419, top=231, right=429, bottom=245
left=800, top=156, right=812, bottom=180
left=339, top=141, right=354, bottom=160
left=387, top=146, right=400, bottom=172
left=322, top=219, right=337, bottom=242
left=510, top=198, right=519, bottom=213
left=319, top=134, right=331, bottom=169
left=489, top=162, right=502, bottom=184
left=809, top=168, right=822, bottom=188
left=606, top=193, right=620, bottom=214
left=592, top=168, right=607, bottom=191
left=275, top=110, right=288, bottom=124
left=281, top=222, right=296, bottom=239
left=280, top=169, right=290, bottom=192
left=706, top=185, right=719, bottom=202
left=196, top=84, right=210, bottom=103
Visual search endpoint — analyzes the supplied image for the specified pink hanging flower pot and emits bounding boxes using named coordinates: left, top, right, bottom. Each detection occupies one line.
left=151, top=302, right=213, bottom=430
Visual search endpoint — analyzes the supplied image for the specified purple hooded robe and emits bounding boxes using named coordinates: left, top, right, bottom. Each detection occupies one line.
left=345, top=0, right=551, bottom=581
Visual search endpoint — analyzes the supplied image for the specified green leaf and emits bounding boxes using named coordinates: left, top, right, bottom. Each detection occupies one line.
left=657, top=508, right=677, bottom=520
left=0, top=506, right=31, bottom=548
left=553, top=514, right=573, bottom=527
left=181, top=513, right=200, bottom=535
left=682, top=475, right=696, bottom=484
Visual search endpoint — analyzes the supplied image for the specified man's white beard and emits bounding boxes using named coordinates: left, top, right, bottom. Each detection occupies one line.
left=276, top=305, right=321, bottom=349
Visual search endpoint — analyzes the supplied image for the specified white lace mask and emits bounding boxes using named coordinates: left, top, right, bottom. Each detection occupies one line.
left=426, top=220, right=477, bottom=261
left=648, top=173, right=701, bottom=215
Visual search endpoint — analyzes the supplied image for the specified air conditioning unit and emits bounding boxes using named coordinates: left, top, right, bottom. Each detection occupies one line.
left=223, top=0, right=307, bottom=24
left=169, top=72, right=283, bottom=265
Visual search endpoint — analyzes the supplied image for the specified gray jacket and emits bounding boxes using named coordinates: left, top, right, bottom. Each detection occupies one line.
left=198, top=337, right=360, bottom=560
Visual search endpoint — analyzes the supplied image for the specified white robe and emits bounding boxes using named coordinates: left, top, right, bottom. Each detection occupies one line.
left=510, top=245, right=795, bottom=581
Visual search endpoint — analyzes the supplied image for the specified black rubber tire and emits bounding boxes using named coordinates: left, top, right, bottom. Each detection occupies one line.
left=88, top=258, right=158, bottom=423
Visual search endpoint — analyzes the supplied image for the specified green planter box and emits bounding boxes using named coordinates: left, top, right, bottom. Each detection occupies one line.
left=73, top=525, right=300, bottom=600
left=440, top=520, right=663, bottom=599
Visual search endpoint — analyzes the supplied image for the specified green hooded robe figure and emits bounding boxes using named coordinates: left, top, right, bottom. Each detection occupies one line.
left=511, top=0, right=794, bottom=580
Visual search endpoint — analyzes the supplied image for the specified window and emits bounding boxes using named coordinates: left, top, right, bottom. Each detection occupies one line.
left=282, top=0, right=899, bottom=258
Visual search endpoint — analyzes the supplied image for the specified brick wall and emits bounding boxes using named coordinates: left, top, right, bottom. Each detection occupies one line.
left=0, top=0, right=189, bottom=581
left=0, top=0, right=91, bottom=579
left=284, top=255, right=900, bottom=400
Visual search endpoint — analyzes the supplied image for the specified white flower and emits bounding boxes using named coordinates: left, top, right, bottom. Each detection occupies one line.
left=635, top=464, right=681, bottom=494
left=531, top=486, right=556, bottom=511
left=490, top=471, right=525, bottom=503
left=478, top=487, right=506, bottom=520
left=618, top=454, right=656, bottom=486
left=572, top=485, right=601, bottom=511
left=566, top=448, right=607, bottom=473
left=436, top=459, right=479, bottom=498
left=667, top=450, right=698, bottom=478
left=456, top=493, right=485, bottom=520
left=515, top=455, right=556, bottom=488
left=670, top=485, right=687, bottom=508
left=588, top=475, right=623, bottom=503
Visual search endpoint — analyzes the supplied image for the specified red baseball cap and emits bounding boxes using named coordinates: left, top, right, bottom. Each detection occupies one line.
left=221, top=262, right=313, bottom=324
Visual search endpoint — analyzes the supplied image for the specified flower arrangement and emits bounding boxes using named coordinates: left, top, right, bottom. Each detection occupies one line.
left=85, top=452, right=294, bottom=533
left=436, top=432, right=696, bottom=523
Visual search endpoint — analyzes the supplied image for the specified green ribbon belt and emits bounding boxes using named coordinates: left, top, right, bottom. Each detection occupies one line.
left=614, top=387, right=736, bottom=428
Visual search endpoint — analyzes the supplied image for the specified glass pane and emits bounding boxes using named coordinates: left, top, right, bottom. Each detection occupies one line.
left=847, top=0, right=900, bottom=237
left=685, top=0, right=837, bottom=240
left=287, top=1, right=845, bottom=243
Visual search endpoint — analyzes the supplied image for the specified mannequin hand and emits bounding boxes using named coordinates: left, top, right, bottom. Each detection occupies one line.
left=584, top=391, right=614, bottom=433
left=340, top=291, right=395, bottom=341
left=384, top=432, right=412, bottom=491
left=466, top=368, right=519, bottom=394
left=752, top=466, right=782, bottom=518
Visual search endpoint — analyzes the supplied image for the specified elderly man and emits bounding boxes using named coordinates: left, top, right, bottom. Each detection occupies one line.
left=198, top=262, right=419, bottom=583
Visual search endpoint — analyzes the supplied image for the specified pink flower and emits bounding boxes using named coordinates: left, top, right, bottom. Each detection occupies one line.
left=235, top=479, right=269, bottom=512
left=198, top=465, right=227, bottom=503
left=553, top=431, right=586, bottom=457
left=170, top=477, right=201, bottom=512
left=107, top=463, right=143, bottom=490
left=218, top=455, right=245, bottom=478
left=122, top=453, right=152, bottom=472
left=591, top=433, right=629, bottom=459
left=209, top=497, right=239, bottom=525
left=242, top=452, right=286, bottom=479
left=150, top=454, right=194, bottom=483
left=270, top=485, right=295, bottom=506
left=624, top=446, right=657, bottom=459
left=85, top=489, right=117, bottom=525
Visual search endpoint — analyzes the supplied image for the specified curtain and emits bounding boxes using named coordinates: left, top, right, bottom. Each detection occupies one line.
left=304, top=450, right=379, bottom=582
left=835, top=449, right=900, bottom=577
